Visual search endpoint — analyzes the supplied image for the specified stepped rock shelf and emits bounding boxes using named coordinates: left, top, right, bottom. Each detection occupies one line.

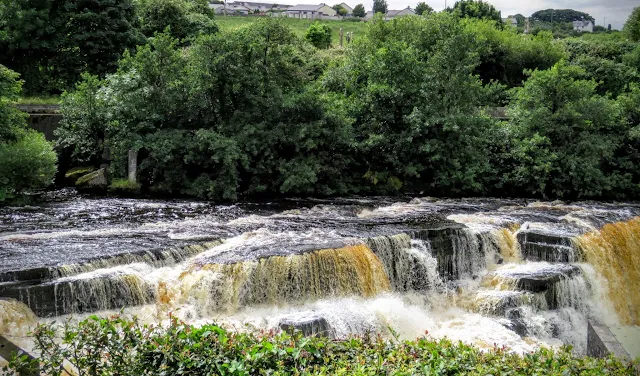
left=1, top=193, right=639, bottom=357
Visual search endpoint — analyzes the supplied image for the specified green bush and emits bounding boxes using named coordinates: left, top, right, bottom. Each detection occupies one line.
left=0, top=131, right=57, bottom=200
left=3, top=315, right=637, bottom=375
left=305, top=22, right=332, bottom=49
left=0, top=64, right=57, bottom=201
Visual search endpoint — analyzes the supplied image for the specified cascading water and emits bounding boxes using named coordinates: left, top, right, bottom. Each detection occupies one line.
left=1, top=195, right=639, bottom=358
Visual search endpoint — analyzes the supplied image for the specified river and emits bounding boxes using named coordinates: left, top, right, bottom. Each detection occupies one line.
left=1, top=190, right=639, bottom=360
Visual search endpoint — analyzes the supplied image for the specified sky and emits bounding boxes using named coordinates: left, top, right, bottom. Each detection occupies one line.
left=293, top=0, right=637, bottom=30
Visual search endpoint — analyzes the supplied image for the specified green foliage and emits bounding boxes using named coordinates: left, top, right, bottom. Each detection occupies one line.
left=505, top=62, right=627, bottom=198
left=373, top=0, right=387, bottom=14
left=352, top=3, right=365, bottom=17
left=56, top=74, right=107, bottom=165
left=624, top=6, right=640, bottom=42
left=450, top=0, right=501, bottom=24
left=464, top=20, right=567, bottom=88
left=415, top=2, right=433, bottom=16
left=0, top=64, right=57, bottom=200
left=4, top=316, right=638, bottom=375
left=571, top=55, right=637, bottom=98
left=305, top=22, right=332, bottom=49
left=323, top=14, right=498, bottom=195
left=332, top=4, right=347, bottom=16
left=138, top=0, right=218, bottom=40
left=0, top=0, right=142, bottom=94
left=531, top=9, right=594, bottom=23
left=61, top=20, right=353, bottom=200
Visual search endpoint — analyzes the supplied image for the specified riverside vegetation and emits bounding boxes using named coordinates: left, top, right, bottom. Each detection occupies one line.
left=4, top=315, right=638, bottom=375
left=1, top=1, right=640, bottom=201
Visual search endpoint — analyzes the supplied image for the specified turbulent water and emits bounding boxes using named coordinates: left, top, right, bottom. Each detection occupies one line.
left=1, top=191, right=639, bottom=360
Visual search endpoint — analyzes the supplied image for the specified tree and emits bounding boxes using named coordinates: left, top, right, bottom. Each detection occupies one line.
left=373, top=0, right=387, bottom=14
left=505, top=62, right=625, bottom=198
left=352, top=3, right=365, bottom=17
left=624, top=6, right=640, bottom=42
left=323, top=14, right=498, bottom=195
left=415, top=2, right=433, bottom=16
left=0, top=65, right=57, bottom=200
left=514, top=13, right=525, bottom=26
left=0, top=0, right=142, bottom=94
left=531, top=9, right=594, bottom=23
left=332, top=4, right=347, bottom=16
left=451, top=0, right=501, bottom=24
left=305, top=22, right=332, bottom=49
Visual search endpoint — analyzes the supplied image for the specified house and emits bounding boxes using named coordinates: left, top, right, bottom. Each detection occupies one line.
left=209, top=2, right=251, bottom=15
left=365, top=10, right=374, bottom=19
left=385, top=7, right=415, bottom=19
left=502, top=16, right=518, bottom=27
left=238, top=2, right=291, bottom=13
left=573, top=20, right=594, bottom=32
left=285, top=4, right=337, bottom=18
left=338, top=2, right=353, bottom=16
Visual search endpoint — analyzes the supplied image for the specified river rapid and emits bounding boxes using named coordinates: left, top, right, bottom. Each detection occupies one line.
left=1, top=191, right=639, bottom=361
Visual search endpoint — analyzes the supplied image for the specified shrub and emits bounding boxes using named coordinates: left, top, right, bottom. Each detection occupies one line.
left=305, top=22, right=332, bottom=49
left=0, top=131, right=57, bottom=200
left=3, top=315, right=637, bottom=375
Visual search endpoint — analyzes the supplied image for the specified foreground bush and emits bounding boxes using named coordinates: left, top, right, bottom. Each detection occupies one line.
left=3, top=316, right=637, bottom=375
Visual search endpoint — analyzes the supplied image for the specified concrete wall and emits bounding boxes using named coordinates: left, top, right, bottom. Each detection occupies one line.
left=17, top=105, right=62, bottom=142
left=587, top=321, right=630, bottom=360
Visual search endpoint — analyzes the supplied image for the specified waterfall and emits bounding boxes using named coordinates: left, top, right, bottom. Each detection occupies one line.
left=170, top=244, right=391, bottom=315
left=576, top=218, right=640, bottom=325
left=366, top=234, right=443, bottom=292
left=51, top=242, right=219, bottom=279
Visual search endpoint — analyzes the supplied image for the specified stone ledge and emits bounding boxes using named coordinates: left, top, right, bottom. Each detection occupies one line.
left=587, top=320, right=631, bottom=360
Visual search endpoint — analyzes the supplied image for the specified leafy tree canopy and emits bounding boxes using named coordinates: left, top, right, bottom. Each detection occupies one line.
left=450, top=0, right=501, bottom=24
left=415, top=2, right=433, bottom=16
left=624, top=6, right=640, bottom=42
left=352, top=3, right=365, bottom=17
left=332, top=4, right=347, bottom=16
left=373, top=0, right=387, bottom=14
left=531, top=9, right=594, bottom=23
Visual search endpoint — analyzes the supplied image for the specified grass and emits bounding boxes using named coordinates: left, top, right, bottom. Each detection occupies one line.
left=16, top=96, right=61, bottom=105
left=215, top=15, right=369, bottom=46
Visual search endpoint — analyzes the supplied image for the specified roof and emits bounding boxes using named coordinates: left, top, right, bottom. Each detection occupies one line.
left=286, top=4, right=325, bottom=11
left=339, top=2, right=353, bottom=11
left=386, top=7, right=414, bottom=16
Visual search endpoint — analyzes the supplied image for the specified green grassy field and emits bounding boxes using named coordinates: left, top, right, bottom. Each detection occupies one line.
left=215, top=16, right=369, bottom=45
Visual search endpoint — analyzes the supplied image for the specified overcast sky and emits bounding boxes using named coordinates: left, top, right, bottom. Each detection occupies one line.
left=314, top=0, right=637, bottom=30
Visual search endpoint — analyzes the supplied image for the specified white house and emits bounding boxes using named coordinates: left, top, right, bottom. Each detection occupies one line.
left=573, top=20, right=594, bottom=32
left=385, top=7, right=415, bottom=19
left=239, top=2, right=291, bottom=13
left=209, top=2, right=251, bottom=15
left=338, top=2, right=353, bottom=16
left=286, top=4, right=337, bottom=18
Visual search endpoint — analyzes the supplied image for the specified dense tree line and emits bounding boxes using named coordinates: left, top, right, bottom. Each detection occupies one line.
left=0, top=0, right=214, bottom=94
left=53, top=10, right=640, bottom=201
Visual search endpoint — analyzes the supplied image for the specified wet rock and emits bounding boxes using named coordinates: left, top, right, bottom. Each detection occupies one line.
left=279, top=315, right=334, bottom=337
left=518, top=231, right=579, bottom=263
left=501, top=308, right=528, bottom=336
left=64, top=166, right=96, bottom=186
left=75, top=168, right=109, bottom=193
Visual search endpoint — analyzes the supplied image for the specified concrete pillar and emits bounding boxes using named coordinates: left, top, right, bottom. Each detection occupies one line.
left=128, top=149, right=137, bottom=184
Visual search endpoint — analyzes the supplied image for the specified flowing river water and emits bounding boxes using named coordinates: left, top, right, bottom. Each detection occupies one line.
left=1, top=191, right=639, bottom=362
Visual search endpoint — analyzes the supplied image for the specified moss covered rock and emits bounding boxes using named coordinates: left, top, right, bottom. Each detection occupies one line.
left=64, top=166, right=96, bottom=186
left=76, top=168, right=109, bottom=193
